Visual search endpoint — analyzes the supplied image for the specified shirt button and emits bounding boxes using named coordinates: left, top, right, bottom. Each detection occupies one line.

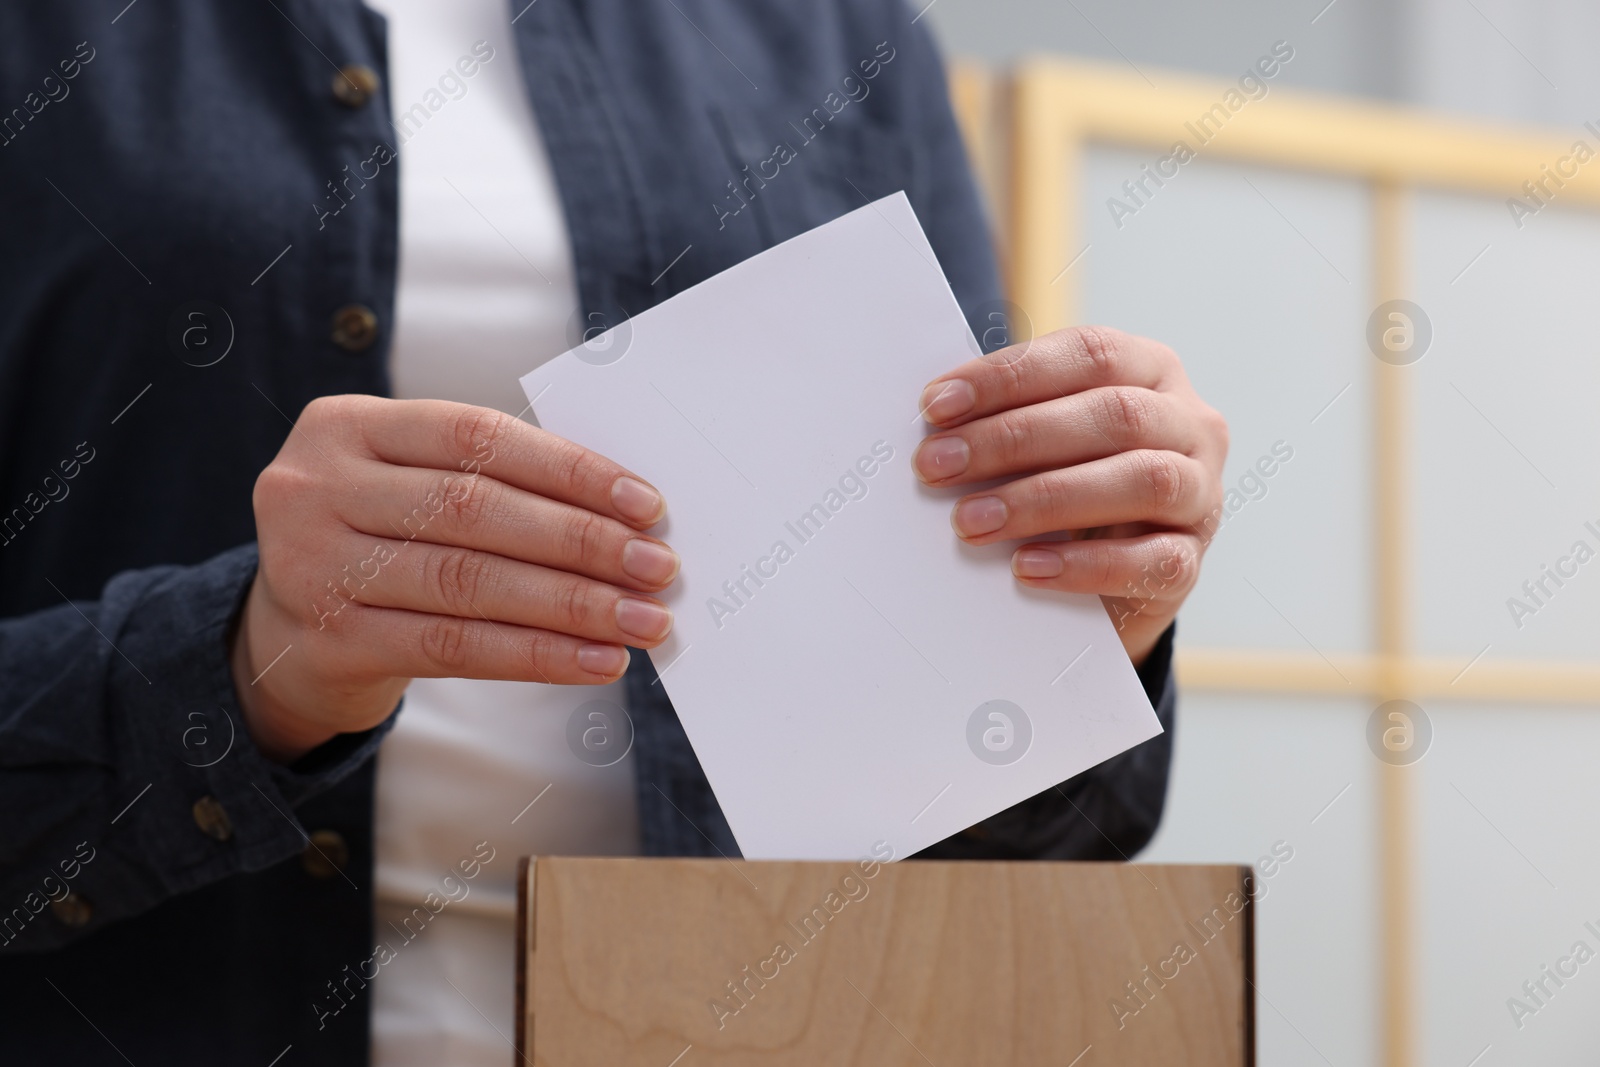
left=332, top=65, right=380, bottom=108
left=51, top=891, right=93, bottom=928
left=331, top=304, right=379, bottom=352
left=302, top=830, right=350, bottom=879
left=192, top=795, right=234, bottom=842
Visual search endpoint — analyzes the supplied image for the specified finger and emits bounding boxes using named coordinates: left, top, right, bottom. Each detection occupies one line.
left=339, top=462, right=680, bottom=592
left=337, top=539, right=674, bottom=648
left=914, top=387, right=1198, bottom=486
left=918, top=326, right=1178, bottom=429
left=949, top=450, right=1215, bottom=544
left=312, top=602, right=634, bottom=685
left=354, top=398, right=667, bottom=528
left=1009, top=531, right=1202, bottom=603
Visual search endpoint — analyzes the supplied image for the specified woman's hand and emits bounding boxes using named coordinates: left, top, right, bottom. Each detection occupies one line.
left=914, top=326, right=1228, bottom=667
left=231, top=395, right=679, bottom=763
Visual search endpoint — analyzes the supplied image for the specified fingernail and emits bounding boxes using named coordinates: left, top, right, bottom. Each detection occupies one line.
left=1013, top=549, right=1064, bottom=578
left=953, top=496, right=1007, bottom=538
left=611, top=476, right=664, bottom=524
left=578, top=643, right=630, bottom=676
left=920, top=379, right=975, bottom=423
left=615, top=597, right=673, bottom=641
left=914, top=436, right=970, bottom=481
left=621, top=539, right=679, bottom=585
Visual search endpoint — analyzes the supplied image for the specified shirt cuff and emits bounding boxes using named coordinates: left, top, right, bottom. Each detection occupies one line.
left=104, top=544, right=397, bottom=900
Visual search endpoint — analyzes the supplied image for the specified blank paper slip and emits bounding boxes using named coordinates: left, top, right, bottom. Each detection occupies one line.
left=521, top=193, right=1161, bottom=861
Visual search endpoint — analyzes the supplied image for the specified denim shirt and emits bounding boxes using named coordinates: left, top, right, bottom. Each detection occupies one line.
left=0, top=2, right=1175, bottom=1062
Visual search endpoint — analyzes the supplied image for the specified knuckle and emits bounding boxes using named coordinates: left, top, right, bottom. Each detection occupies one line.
left=301, top=393, right=351, bottom=425
left=252, top=462, right=293, bottom=510
left=522, top=628, right=558, bottom=673
left=440, top=469, right=493, bottom=530
left=450, top=406, right=508, bottom=468
left=1115, top=541, right=1177, bottom=601
left=1026, top=474, right=1072, bottom=522
left=299, top=395, right=335, bottom=426
left=429, top=546, right=489, bottom=614
left=990, top=409, right=1033, bottom=467
left=550, top=441, right=604, bottom=498
left=301, top=393, right=365, bottom=437
left=253, top=460, right=319, bottom=516
left=549, top=576, right=595, bottom=633
left=1075, top=326, right=1127, bottom=383
left=1102, top=387, right=1155, bottom=443
left=1138, top=450, right=1186, bottom=513
left=1151, top=537, right=1201, bottom=594
left=558, top=507, right=607, bottom=570
left=994, top=349, right=1030, bottom=398
left=419, top=614, right=472, bottom=672
left=1085, top=545, right=1125, bottom=591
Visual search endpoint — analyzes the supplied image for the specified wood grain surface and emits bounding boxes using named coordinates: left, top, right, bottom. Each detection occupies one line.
left=517, top=857, right=1251, bottom=1066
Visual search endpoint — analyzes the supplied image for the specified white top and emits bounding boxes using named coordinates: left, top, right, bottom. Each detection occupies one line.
left=362, top=1, right=640, bottom=1063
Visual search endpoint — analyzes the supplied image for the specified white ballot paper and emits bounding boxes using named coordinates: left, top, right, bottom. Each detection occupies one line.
left=522, top=193, right=1162, bottom=861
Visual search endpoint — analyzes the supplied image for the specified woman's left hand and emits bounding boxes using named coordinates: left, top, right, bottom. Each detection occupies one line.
left=913, top=325, right=1229, bottom=667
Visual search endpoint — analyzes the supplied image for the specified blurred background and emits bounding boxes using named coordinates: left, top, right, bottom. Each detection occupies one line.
left=920, top=1, right=1600, bottom=1064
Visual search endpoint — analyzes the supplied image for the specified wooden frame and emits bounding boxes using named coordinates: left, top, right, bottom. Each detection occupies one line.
left=943, top=57, right=1600, bottom=1067
left=1005, top=60, right=1600, bottom=334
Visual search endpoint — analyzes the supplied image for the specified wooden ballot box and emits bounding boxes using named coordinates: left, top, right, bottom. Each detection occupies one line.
left=515, top=857, right=1253, bottom=1066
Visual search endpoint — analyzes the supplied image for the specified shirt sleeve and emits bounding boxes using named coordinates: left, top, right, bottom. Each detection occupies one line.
left=0, top=543, right=397, bottom=953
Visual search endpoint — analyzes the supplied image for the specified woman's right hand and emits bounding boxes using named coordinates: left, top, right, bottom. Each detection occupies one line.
left=229, top=395, right=679, bottom=764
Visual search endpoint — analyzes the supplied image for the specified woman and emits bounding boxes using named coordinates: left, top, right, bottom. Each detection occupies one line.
left=0, top=0, right=1226, bottom=1063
